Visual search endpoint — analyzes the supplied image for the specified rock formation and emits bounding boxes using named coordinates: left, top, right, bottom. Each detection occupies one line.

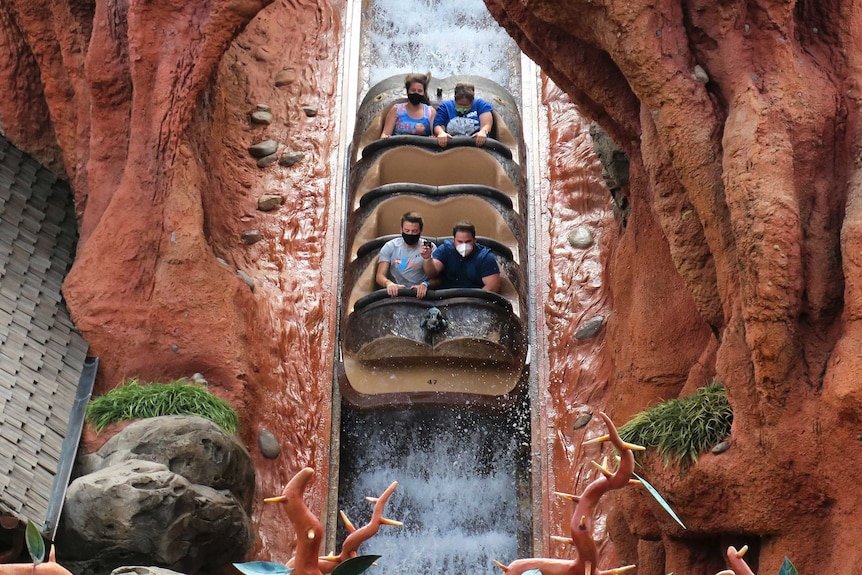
left=485, top=0, right=862, bottom=573
left=1, top=0, right=343, bottom=562
left=57, top=416, right=255, bottom=574
left=2, top=0, right=862, bottom=573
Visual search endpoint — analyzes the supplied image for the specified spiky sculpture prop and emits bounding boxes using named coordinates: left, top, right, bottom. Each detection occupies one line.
left=264, top=467, right=401, bottom=575
left=493, top=412, right=641, bottom=575
left=492, top=412, right=758, bottom=575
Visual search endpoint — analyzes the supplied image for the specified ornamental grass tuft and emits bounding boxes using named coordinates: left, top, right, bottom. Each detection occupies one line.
left=86, top=378, right=238, bottom=433
left=619, top=380, right=732, bottom=467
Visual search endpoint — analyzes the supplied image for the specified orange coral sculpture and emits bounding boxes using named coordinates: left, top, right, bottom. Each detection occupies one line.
left=493, top=413, right=758, bottom=575
left=493, top=412, right=640, bottom=575
left=264, top=467, right=401, bottom=575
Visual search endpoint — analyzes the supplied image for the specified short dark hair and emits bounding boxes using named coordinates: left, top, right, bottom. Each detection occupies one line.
left=452, top=220, right=476, bottom=237
left=454, top=82, right=475, bottom=101
left=401, top=211, right=424, bottom=230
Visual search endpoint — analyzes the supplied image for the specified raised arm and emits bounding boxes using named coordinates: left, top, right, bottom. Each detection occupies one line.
left=424, top=255, right=444, bottom=279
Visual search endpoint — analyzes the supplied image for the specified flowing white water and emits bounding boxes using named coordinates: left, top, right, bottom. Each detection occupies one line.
left=338, top=406, right=531, bottom=575
left=339, top=3, right=531, bottom=572
left=360, top=0, right=521, bottom=98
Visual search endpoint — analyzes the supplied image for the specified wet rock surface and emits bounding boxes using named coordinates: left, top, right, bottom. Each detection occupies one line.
left=486, top=0, right=862, bottom=572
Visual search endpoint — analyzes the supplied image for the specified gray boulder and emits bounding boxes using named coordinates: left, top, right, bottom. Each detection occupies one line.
left=59, top=416, right=255, bottom=575
left=77, top=415, right=254, bottom=510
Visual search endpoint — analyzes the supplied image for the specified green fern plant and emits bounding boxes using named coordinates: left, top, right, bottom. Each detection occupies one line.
left=619, top=381, right=732, bottom=467
left=86, top=378, right=238, bottom=433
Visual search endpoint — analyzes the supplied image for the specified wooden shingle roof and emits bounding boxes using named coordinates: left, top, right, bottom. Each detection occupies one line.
left=0, top=136, right=92, bottom=539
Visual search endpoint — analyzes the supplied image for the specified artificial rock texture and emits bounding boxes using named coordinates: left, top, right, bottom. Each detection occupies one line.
left=58, top=417, right=255, bottom=575
left=3, top=0, right=862, bottom=573
left=486, top=0, right=862, bottom=573
left=1, top=0, right=344, bottom=566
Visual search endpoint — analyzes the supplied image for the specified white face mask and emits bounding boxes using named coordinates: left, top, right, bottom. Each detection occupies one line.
left=456, top=243, right=473, bottom=257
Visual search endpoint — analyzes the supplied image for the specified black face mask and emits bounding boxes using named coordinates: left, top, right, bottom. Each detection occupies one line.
left=402, top=233, right=421, bottom=246
left=407, top=93, right=425, bottom=106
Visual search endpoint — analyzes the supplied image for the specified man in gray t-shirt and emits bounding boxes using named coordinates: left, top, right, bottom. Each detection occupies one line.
left=376, top=212, right=436, bottom=299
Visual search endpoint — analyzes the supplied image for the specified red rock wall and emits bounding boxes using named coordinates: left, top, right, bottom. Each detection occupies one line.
left=4, top=0, right=862, bottom=572
left=1, top=0, right=344, bottom=564
left=487, top=0, right=862, bottom=573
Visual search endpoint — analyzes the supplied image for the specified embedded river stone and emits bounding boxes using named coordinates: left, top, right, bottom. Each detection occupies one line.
left=241, top=230, right=262, bottom=244
left=258, top=428, right=281, bottom=459
left=256, top=153, right=278, bottom=168
left=573, top=413, right=592, bottom=430
left=248, top=140, right=278, bottom=158
left=567, top=227, right=594, bottom=249
left=250, top=110, right=273, bottom=125
left=279, top=151, right=304, bottom=167
left=237, top=270, right=255, bottom=291
left=275, top=69, right=297, bottom=86
left=257, top=194, right=284, bottom=211
left=575, top=315, right=605, bottom=340
left=711, top=441, right=731, bottom=455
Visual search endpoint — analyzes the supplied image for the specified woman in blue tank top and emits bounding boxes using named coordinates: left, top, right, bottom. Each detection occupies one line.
left=381, top=72, right=436, bottom=138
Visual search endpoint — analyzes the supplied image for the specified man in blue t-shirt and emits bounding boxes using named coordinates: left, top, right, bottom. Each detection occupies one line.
left=423, top=220, right=500, bottom=292
left=433, top=82, right=494, bottom=148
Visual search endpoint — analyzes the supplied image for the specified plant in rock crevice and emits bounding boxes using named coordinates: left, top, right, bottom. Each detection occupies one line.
left=86, top=378, right=238, bottom=433
left=618, top=380, right=733, bottom=467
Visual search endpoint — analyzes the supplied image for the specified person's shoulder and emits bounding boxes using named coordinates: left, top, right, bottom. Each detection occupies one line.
left=478, top=242, right=497, bottom=257
left=476, top=98, right=494, bottom=110
left=438, top=100, right=456, bottom=111
left=435, top=238, right=454, bottom=253
left=381, top=236, right=402, bottom=251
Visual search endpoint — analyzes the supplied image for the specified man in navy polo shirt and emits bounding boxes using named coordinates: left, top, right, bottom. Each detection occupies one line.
left=423, top=220, right=500, bottom=292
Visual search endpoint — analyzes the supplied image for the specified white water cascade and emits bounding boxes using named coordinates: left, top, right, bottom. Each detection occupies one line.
left=336, top=2, right=534, bottom=573
left=359, top=0, right=521, bottom=99
left=338, top=405, right=531, bottom=575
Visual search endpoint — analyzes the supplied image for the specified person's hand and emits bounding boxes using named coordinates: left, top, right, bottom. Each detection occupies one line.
left=420, top=243, right=433, bottom=260
left=413, top=283, right=428, bottom=299
left=473, top=129, right=487, bottom=147
left=380, top=133, right=391, bottom=139
left=386, top=282, right=402, bottom=296
left=437, top=132, right=451, bottom=148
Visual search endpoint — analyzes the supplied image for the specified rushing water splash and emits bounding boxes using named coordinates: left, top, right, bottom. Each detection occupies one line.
left=341, top=2, right=531, bottom=573
left=361, top=0, right=521, bottom=97
left=338, top=405, right=531, bottom=575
